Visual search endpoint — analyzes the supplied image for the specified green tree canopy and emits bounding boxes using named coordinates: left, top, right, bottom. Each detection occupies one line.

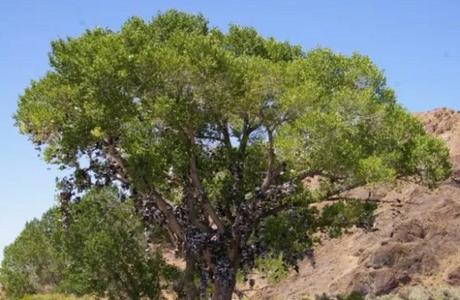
left=15, top=10, right=451, bottom=299
left=0, top=188, right=165, bottom=300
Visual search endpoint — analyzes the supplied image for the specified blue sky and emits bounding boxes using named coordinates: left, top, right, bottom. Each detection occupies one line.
left=1, top=0, right=460, bottom=258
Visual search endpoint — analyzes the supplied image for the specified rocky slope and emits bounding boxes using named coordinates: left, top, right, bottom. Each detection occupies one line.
left=257, top=108, right=460, bottom=299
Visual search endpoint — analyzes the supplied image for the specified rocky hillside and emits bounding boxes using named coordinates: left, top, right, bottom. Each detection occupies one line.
left=257, top=108, right=460, bottom=299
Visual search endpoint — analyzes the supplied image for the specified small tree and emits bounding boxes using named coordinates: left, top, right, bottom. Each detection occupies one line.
left=15, top=10, right=451, bottom=299
left=0, top=189, right=164, bottom=299
left=59, top=188, right=163, bottom=299
left=0, top=211, right=64, bottom=299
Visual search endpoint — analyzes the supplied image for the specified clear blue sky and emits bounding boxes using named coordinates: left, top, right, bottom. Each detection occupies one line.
left=1, top=0, right=460, bottom=258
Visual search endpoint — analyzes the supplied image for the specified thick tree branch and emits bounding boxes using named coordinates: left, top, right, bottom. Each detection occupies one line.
left=238, top=116, right=252, bottom=155
left=104, top=138, right=185, bottom=242
left=219, top=120, right=249, bottom=213
left=220, top=122, right=233, bottom=152
left=150, top=190, right=185, bottom=241
left=261, top=127, right=276, bottom=193
left=323, top=182, right=361, bottom=199
left=189, top=151, right=225, bottom=233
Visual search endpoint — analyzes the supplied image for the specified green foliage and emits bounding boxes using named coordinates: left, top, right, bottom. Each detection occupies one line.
left=276, top=58, right=451, bottom=188
left=406, top=135, right=452, bottom=187
left=255, top=254, right=289, bottom=283
left=356, top=156, right=396, bottom=184
left=15, top=10, right=450, bottom=198
left=0, top=211, right=64, bottom=299
left=0, top=189, right=165, bottom=300
left=255, top=205, right=316, bottom=262
left=319, top=200, right=377, bottom=238
left=59, top=189, right=163, bottom=299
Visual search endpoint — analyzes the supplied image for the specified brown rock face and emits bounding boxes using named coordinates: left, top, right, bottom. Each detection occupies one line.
left=367, top=243, right=410, bottom=270
left=447, top=266, right=460, bottom=286
left=257, top=108, right=460, bottom=299
left=373, top=269, right=398, bottom=295
left=349, top=269, right=399, bottom=296
left=391, top=219, right=426, bottom=243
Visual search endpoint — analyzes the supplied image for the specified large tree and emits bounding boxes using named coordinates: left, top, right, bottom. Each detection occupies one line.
left=15, top=10, right=451, bottom=299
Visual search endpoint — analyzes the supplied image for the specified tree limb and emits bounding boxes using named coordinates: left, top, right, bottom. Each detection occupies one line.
left=189, top=142, right=225, bottom=233
left=260, top=127, right=276, bottom=193
left=104, top=137, right=185, bottom=242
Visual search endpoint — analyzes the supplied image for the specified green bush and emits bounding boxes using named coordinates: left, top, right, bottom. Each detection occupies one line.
left=0, top=210, right=64, bottom=299
left=255, top=254, right=289, bottom=283
left=0, top=188, right=166, bottom=299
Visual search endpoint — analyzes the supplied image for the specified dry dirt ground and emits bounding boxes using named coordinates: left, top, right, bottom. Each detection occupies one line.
left=256, top=108, right=460, bottom=299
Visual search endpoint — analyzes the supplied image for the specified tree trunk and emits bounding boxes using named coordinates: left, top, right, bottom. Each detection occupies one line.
left=175, top=256, right=199, bottom=300
left=211, top=266, right=236, bottom=300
